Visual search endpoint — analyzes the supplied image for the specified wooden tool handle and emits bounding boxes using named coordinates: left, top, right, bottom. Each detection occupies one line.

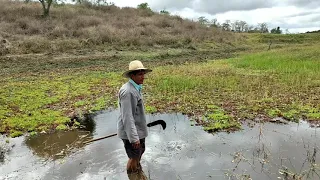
left=83, top=133, right=117, bottom=144
left=83, top=120, right=166, bottom=144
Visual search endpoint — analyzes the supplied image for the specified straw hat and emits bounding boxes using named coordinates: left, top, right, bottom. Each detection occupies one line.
left=122, top=60, right=152, bottom=78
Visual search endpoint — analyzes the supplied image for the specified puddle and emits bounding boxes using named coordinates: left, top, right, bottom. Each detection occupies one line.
left=0, top=110, right=320, bottom=180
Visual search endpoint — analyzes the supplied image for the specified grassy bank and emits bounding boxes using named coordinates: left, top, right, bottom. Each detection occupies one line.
left=1, top=41, right=319, bottom=136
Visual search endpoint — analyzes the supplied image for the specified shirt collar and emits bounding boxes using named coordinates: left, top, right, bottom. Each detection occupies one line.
left=129, top=79, right=142, bottom=92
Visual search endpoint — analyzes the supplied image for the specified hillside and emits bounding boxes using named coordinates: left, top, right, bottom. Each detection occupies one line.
left=0, top=0, right=243, bottom=55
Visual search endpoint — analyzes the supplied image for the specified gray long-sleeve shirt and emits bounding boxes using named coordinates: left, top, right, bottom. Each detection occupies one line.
left=117, top=81, right=148, bottom=143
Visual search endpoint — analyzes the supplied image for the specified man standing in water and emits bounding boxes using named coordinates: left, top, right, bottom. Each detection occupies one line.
left=117, top=60, right=152, bottom=180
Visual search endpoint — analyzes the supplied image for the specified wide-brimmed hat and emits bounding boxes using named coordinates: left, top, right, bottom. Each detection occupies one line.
left=122, top=60, right=152, bottom=78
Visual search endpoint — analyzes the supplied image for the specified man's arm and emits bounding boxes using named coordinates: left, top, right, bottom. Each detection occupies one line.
left=119, top=91, right=139, bottom=144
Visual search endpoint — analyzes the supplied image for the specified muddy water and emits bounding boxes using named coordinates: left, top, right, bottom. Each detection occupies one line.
left=1, top=110, right=320, bottom=180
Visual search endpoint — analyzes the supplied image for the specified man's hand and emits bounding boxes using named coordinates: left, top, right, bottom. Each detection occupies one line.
left=132, top=140, right=140, bottom=149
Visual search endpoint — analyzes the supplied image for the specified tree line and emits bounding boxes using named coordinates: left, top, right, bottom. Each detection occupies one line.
left=143, top=3, right=284, bottom=34
left=197, top=16, right=283, bottom=34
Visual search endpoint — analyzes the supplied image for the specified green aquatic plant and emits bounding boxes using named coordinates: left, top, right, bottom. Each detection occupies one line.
left=202, top=105, right=240, bottom=132
left=56, top=124, right=68, bottom=131
left=282, top=109, right=300, bottom=122
left=145, top=106, right=157, bottom=114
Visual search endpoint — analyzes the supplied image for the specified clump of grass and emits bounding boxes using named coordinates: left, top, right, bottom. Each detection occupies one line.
left=9, top=131, right=23, bottom=138
left=89, top=96, right=109, bottom=112
left=267, top=108, right=282, bottom=118
left=203, top=105, right=241, bottom=132
left=55, top=124, right=67, bottom=131
left=145, top=105, right=157, bottom=114
left=282, top=110, right=300, bottom=122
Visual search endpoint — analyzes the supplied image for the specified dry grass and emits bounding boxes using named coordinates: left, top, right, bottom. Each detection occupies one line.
left=0, top=0, right=239, bottom=54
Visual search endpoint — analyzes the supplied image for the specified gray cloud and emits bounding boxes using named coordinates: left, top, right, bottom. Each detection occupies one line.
left=283, top=11, right=319, bottom=18
left=150, top=0, right=192, bottom=11
left=193, top=0, right=274, bottom=14
left=310, top=14, right=320, bottom=22
left=150, top=0, right=275, bottom=14
left=150, top=0, right=320, bottom=14
left=145, top=0, right=320, bottom=32
left=290, top=0, right=320, bottom=8
left=269, top=15, right=320, bottom=30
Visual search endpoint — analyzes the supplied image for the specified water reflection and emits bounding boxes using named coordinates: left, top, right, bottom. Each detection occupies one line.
left=0, top=110, right=320, bottom=180
left=25, top=130, right=92, bottom=160
left=25, top=113, right=96, bottom=160
left=77, top=113, right=97, bottom=133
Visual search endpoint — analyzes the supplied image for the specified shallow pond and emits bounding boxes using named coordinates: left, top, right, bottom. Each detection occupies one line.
left=1, top=110, right=319, bottom=180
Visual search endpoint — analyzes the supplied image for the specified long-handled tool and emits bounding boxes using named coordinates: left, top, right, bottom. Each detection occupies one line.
left=83, top=120, right=166, bottom=144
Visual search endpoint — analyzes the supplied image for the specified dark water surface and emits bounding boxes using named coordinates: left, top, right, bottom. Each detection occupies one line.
left=1, top=110, right=319, bottom=180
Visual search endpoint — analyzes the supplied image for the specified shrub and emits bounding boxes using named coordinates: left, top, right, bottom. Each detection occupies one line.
left=17, top=36, right=51, bottom=53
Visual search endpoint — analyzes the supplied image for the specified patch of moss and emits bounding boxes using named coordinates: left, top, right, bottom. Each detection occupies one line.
left=283, top=110, right=300, bottom=122
left=145, top=105, right=157, bottom=114
left=29, top=131, right=38, bottom=136
left=3, top=109, right=69, bottom=133
left=267, top=108, right=282, bottom=118
left=207, top=104, right=220, bottom=109
left=74, top=100, right=88, bottom=107
left=203, top=106, right=240, bottom=132
left=72, top=120, right=81, bottom=128
left=295, top=105, right=320, bottom=120
left=10, top=131, right=23, bottom=138
left=56, top=124, right=68, bottom=131
left=307, top=112, right=320, bottom=120
left=90, top=96, right=109, bottom=112
left=0, top=106, right=12, bottom=119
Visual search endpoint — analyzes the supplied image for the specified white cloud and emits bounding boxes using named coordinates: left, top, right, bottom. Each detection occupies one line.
left=112, top=0, right=320, bottom=33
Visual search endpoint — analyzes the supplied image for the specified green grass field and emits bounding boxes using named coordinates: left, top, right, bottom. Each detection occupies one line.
left=146, top=44, right=320, bottom=131
left=1, top=39, right=319, bottom=137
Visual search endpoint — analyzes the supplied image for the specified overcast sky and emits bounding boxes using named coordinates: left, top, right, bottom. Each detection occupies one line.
left=113, top=0, right=320, bottom=33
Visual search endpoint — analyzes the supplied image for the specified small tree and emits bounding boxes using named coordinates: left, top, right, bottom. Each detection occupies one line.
left=285, top=29, right=290, bottom=34
left=39, top=0, right=53, bottom=17
left=198, top=16, right=208, bottom=25
left=210, top=18, right=219, bottom=28
left=271, top=27, right=282, bottom=34
left=239, top=21, right=248, bottom=32
left=222, top=20, right=231, bottom=31
left=258, top=22, right=269, bottom=33
left=160, top=9, right=170, bottom=15
left=137, top=3, right=151, bottom=10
